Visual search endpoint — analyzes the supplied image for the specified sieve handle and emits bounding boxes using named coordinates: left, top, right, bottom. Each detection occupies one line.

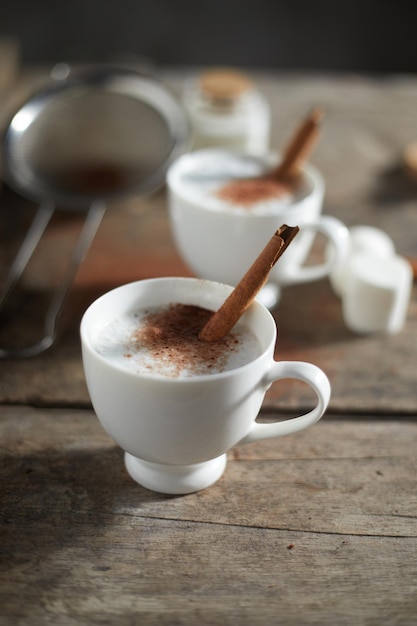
left=0, top=201, right=106, bottom=359
left=0, top=201, right=54, bottom=311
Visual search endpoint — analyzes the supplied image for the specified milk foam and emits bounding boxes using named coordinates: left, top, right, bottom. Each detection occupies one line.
left=173, top=151, right=308, bottom=213
left=93, top=305, right=262, bottom=378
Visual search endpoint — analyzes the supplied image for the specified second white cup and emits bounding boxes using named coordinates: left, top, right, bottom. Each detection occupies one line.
left=167, top=148, right=349, bottom=307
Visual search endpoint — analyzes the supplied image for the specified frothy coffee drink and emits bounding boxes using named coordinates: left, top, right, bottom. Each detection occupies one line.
left=94, top=303, right=262, bottom=378
left=173, top=151, right=310, bottom=213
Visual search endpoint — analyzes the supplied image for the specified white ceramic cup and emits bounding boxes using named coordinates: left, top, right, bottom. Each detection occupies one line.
left=80, top=277, right=331, bottom=494
left=167, top=149, right=350, bottom=308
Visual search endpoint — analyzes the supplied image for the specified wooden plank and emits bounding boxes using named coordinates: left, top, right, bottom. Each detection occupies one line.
left=1, top=519, right=416, bottom=625
left=1, top=406, right=416, bottom=537
left=1, top=406, right=416, bottom=625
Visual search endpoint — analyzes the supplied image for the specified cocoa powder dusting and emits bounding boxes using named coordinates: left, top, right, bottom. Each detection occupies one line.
left=130, top=304, right=241, bottom=377
left=215, top=177, right=292, bottom=207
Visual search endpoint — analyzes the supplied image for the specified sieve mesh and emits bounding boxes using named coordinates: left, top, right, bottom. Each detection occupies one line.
left=3, top=67, right=190, bottom=208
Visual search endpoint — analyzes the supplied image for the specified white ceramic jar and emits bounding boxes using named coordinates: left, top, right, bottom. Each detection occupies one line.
left=182, top=67, right=271, bottom=155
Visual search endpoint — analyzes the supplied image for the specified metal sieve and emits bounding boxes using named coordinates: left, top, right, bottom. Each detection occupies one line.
left=0, top=64, right=191, bottom=358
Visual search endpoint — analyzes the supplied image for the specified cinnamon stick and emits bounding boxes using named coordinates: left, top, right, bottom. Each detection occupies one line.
left=272, top=107, right=324, bottom=182
left=199, top=224, right=299, bottom=342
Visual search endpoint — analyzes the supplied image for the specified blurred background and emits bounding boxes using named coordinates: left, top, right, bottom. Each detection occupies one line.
left=1, top=0, right=416, bottom=74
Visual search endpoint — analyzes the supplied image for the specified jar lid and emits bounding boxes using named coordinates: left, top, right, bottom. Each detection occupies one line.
left=199, top=68, right=253, bottom=101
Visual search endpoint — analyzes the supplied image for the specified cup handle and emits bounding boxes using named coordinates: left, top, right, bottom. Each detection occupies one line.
left=238, top=360, right=331, bottom=445
left=281, top=216, right=350, bottom=284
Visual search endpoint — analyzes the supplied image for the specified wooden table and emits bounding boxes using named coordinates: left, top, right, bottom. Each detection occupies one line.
left=0, top=67, right=416, bottom=625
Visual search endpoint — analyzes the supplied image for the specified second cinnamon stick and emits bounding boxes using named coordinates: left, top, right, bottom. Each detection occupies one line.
left=272, top=107, right=323, bottom=182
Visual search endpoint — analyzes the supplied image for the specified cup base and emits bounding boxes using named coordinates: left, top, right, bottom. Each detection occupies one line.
left=257, top=283, right=281, bottom=310
left=124, top=452, right=227, bottom=495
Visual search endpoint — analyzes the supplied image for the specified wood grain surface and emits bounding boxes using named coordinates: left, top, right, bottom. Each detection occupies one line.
left=1, top=68, right=417, bottom=625
left=1, top=406, right=416, bottom=625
